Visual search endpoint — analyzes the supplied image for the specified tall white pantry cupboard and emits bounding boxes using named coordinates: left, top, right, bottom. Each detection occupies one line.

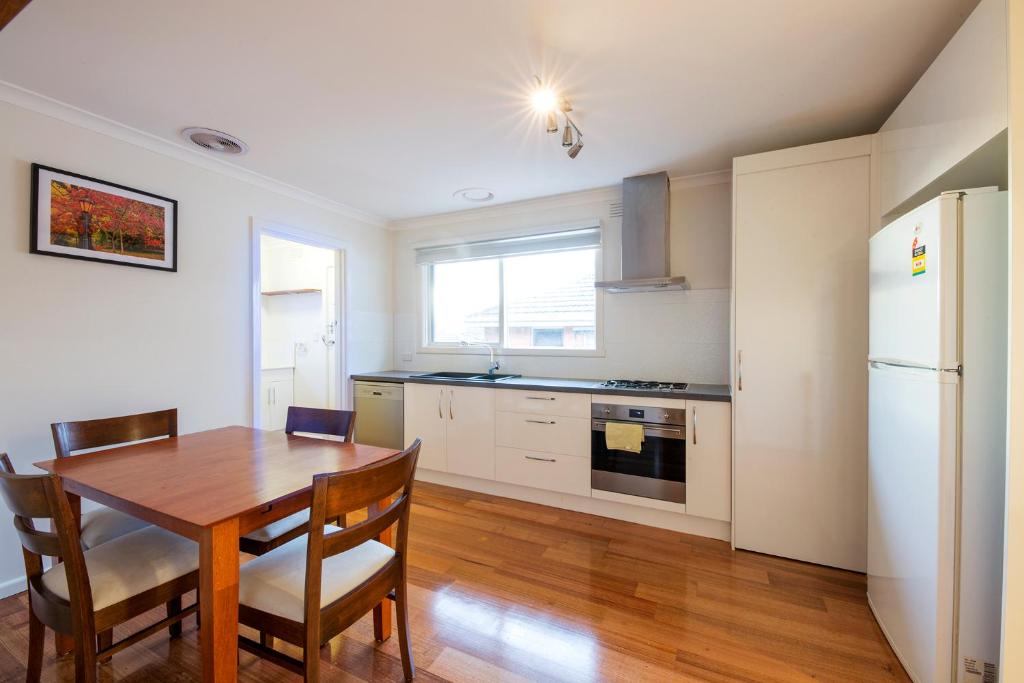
left=732, top=136, right=872, bottom=571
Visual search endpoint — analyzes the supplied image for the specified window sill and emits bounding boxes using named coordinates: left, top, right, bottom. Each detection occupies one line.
left=417, top=345, right=606, bottom=359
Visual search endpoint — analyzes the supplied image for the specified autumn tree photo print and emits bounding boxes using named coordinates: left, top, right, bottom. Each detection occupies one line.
left=49, top=180, right=166, bottom=259
left=31, top=164, right=177, bottom=271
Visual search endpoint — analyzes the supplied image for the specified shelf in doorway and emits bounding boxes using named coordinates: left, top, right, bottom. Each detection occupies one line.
left=260, top=288, right=322, bottom=296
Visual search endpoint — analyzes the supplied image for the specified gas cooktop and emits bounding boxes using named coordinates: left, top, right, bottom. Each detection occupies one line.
left=599, top=379, right=689, bottom=393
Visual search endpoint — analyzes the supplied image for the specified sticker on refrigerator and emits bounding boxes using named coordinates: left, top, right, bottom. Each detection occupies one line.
left=912, top=237, right=926, bottom=277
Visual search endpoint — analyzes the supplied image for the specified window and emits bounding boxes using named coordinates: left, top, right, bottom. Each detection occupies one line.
left=418, top=228, right=600, bottom=353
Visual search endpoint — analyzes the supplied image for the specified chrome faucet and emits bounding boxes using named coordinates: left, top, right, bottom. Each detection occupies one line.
left=460, top=341, right=500, bottom=375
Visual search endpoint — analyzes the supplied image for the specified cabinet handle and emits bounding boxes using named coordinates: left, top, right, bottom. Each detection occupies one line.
left=449, top=389, right=454, bottom=420
left=437, top=389, right=443, bottom=419
left=525, top=396, right=556, bottom=401
left=526, top=419, right=556, bottom=425
left=692, top=406, right=698, bottom=445
left=525, top=455, right=556, bottom=463
left=737, top=350, right=743, bottom=391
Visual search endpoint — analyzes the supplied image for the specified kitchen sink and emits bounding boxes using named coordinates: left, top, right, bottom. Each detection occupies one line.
left=412, top=371, right=521, bottom=382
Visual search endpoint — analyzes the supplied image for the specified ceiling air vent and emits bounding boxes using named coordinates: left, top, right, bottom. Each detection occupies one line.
left=181, top=127, right=249, bottom=155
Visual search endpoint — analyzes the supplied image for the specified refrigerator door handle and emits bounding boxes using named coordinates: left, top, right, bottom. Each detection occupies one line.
left=868, top=359, right=962, bottom=375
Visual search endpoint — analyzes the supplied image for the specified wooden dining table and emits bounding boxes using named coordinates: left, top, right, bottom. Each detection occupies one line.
left=35, top=425, right=401, bottom=682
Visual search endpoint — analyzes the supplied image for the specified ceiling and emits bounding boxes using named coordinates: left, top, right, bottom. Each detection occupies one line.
left=0, top=0, right=979, bottom=221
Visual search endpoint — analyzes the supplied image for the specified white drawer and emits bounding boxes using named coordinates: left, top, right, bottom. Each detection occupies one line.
left=495, top=390, right=590, bottom=418
left=495, top=412, right=590, bottom=457
left=495, top=447, right=591, bottom=497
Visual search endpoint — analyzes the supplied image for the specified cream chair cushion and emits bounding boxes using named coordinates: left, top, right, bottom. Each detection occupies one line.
left=241, top=510, right=308, bottom=543
left=80, top=506, right=150, bottom=549
left=238, top=535, right=395, bottom=621
left=42, top=526, right=198, bottom=611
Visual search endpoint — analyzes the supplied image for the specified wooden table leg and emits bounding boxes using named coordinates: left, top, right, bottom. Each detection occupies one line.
left=373, top=497, right=393, bottom=642
left=55, top=493, right=81, bottom=657
left=200, top=518, right=239, bottom=683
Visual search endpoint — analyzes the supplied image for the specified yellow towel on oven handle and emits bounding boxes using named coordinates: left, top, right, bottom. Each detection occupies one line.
left=604, top=422, right=644, bottom=453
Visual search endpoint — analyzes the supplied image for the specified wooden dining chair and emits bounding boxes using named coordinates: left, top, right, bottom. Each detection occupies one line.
left=236, top=439, right=421, bottom=681
left=0, top=453, right=199, bottom=683
left=239, top=407, right=357, bottom=556
left=51, top=409, right=178, bottom=549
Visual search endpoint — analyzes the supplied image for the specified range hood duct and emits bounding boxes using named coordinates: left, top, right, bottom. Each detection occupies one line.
left=595, top=171, right=688, bottom=293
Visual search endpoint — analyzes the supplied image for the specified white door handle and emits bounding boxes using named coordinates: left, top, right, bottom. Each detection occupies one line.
left=437, top=389, right=443, bottom=419
left=737, top=350, right=743, bottom=391
left=448, top=389, right=454, bottom=420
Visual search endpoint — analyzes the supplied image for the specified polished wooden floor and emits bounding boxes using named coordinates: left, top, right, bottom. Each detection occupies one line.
left=0, top=482, right=907, bottom=682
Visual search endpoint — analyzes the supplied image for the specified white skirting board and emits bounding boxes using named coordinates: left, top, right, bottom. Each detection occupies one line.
left=0, top=575, right=24, bottom=600
left=415, top=469, right=732, bottom=542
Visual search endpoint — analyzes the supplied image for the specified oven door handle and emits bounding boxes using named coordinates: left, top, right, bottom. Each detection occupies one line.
left=591, top=420, right=686, bottom=440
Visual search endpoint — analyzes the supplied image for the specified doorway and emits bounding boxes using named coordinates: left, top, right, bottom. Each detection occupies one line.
left=252, top=222, right=346, bottom=430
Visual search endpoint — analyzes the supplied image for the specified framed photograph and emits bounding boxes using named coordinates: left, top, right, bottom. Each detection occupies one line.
left=30, top=163, right=177, bottom=272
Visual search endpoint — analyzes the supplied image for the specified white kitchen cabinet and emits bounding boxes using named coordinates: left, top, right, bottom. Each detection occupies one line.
left=495, top=412, right=589, bottom=457
left=403, top=383, right=495, bottom=477
left=445, top=386, right=496, bottom=479
left=260, top=368, right=293, bottom=431
left=684, top=400, right=731, bottom=522
left=495, top=447, right=591, bottom=497
left=404, top=383, right=447, bottom=471
left=495, top=390, right=590, bottom=418
left=733, top=136, right=870, bottom=571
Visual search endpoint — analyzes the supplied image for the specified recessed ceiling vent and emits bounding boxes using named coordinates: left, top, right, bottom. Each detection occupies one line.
left=181, top=127, right=249, bottom=155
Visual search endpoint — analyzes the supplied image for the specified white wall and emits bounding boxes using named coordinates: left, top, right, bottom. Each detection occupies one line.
left=391, top=173, right=732, bottom=384
left=876, top=0, right=1008, bottom=218
left=0, top=99, right=393, bottom=596
left=1001, top=0, right=1024, bottom=675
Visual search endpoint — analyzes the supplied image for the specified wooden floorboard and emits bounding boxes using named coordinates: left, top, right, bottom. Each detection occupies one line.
left=0, top=481, right=908, bottom=682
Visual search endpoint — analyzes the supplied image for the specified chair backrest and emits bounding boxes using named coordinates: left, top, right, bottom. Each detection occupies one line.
left=285, top=407, right=356, bottom=442
left=302, top=439, right=421, bottom=619
left=51, top=408, right=178, bottom=458
left=0, top=455, right=92, bottom=614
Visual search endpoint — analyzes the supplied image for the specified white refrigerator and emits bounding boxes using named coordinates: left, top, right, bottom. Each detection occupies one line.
left=867, top=189, right=1007, bottom=683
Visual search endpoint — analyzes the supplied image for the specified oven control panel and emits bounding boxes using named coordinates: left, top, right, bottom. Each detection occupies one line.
left=592, top=403, right=686, bottom=426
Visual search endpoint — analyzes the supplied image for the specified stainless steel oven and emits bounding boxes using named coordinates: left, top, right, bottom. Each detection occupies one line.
left=591, top=402, right=686, bottom=503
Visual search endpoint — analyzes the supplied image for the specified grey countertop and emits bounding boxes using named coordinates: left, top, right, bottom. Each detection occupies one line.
left=350, top=371, right=731, bottom=403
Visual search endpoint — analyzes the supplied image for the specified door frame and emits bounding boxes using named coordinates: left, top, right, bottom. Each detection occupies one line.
left=251, top=218, right=349, bottom=428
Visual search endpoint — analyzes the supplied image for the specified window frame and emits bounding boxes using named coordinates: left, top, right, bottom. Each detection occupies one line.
left=417, top=226, right=605, bottom=358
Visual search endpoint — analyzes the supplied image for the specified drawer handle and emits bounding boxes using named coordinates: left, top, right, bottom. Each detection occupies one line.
left=525, top=419, right=556, bottom=425
left=525, top=396, right=556, bottom=401
left=525, top=456, right=557, bottom=463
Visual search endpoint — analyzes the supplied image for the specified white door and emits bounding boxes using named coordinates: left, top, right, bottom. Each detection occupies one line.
left=445, top=386, right=496, bottom=480
left=403, top=382, right=446, bottom=471
left=733, top=151, right=870, bottom=571
left=684, top=400, right=731, bottom=522
left=869, top=194, right=959, bottom=368
left=867, top=364, right=958, bottom=683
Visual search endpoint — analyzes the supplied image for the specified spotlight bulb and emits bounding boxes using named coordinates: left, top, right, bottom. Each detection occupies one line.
left=567, top=139, right=584, bottom=159
left=546, top=112, right=558, bottom=134
left=531, top=87, right=558, bottom=113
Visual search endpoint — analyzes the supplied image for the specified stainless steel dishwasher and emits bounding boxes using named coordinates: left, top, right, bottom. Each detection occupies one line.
left=353, top=381, right=404, bottom=449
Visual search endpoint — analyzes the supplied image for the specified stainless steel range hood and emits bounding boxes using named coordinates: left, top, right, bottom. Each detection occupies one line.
left=595, top=171, right=688, bottom=293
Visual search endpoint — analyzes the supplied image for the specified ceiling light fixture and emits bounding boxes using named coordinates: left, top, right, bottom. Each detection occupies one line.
left=531, top=76, right=585, bottom=159
left=453, top=187, right=495, bottom=202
